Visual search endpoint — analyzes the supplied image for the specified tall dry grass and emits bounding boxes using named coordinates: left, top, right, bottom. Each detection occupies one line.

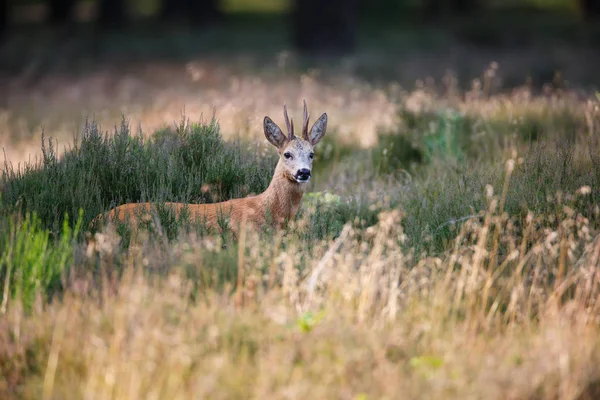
left=2, top=171, right=600, bottom=399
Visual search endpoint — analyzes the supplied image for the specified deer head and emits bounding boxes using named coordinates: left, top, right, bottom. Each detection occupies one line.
left=263, top=99, right=328, bottom=183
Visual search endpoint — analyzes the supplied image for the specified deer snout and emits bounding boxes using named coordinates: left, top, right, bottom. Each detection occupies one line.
left=295, top=168, right=311, bottom=182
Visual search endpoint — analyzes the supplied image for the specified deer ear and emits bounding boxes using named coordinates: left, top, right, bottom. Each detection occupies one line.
left=309, top=113, right=327, bottom=146
left=264, top=116, right=287, bottom=149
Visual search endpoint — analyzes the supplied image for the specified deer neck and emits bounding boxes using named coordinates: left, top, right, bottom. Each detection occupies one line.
left=261, top=160, right=306, bottom=224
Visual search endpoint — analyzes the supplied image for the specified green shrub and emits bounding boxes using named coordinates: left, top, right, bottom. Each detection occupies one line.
left=1, top=117, right=275, bottom=235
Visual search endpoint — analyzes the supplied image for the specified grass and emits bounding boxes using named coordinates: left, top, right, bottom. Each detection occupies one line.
left=1, top=56, right=600, bottom=397
left=2, top=195, right=600, bottom=399
left=0, top=210, right=82, bottom=314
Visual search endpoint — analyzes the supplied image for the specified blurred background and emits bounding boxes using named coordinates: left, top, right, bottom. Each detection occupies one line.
left=1, top=0, right=599, bottom=165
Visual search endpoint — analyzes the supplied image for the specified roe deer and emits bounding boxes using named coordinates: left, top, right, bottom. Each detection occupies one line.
left=95, top=100, right=328, bottom=234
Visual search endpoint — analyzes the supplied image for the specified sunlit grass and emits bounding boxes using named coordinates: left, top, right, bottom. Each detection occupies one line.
left=2, top=186, right=600, bottom=398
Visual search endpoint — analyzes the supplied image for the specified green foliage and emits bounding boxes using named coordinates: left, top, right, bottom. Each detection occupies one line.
left=372, top=132, right=424, bottom=174
left=296, top=310, right=326, bottom=333
left=422, top=110, right=467, bottom=163
left=410, top=355, right=444, bottom=379
left=397, top=107, right=473, bottom=164
left=0, top=210, right=82, bottom=313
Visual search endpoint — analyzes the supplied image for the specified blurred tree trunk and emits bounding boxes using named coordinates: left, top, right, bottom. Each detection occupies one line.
left=48, top=0, right=76, bottom=25
left=453, top=0, right=479, bottom=13
left=424, top=0, right=442, bottom=17
left=0, top=0, right=6, bottom=38
left=160, top=0, right=187, bottom=21
left=160, top=0, right=221, bottom=26
left=189, top=0, right=221, bottom=25
left=97, top=0, right=126, bottom=29
left=425, top=0, right=480, bottom=17
left=579, top=0, right=600, bottom=19
left=292, top=0, right=359, bottom=53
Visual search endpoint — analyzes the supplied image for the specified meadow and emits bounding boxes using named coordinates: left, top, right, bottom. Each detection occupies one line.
left=2, top=14, right=600, bottom=398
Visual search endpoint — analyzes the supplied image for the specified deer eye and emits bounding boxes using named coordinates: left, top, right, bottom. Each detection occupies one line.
left=284, top=152, right=293, bottom=160
left=309, top=153, right=314, bottom=159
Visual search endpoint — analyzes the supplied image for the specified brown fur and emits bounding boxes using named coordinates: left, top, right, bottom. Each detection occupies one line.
left=94, top=101, right=327, bottom=235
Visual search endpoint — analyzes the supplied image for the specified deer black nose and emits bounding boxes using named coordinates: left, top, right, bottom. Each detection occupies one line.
left=296, top=168, right=311, bottom=181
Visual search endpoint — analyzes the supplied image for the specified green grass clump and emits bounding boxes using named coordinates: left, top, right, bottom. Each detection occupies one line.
left=0, top=210, right=82, bottom=313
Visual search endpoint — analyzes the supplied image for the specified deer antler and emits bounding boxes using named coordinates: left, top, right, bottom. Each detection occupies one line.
left=302, top=99, right=310, bottom=141
left=283, top=103, right=295, bottom=140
